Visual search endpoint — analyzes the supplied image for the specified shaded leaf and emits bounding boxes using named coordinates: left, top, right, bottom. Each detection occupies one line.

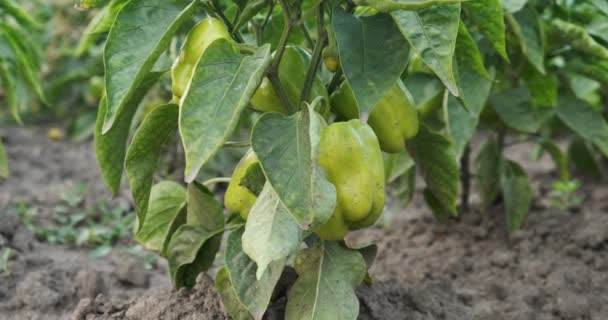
left=394, top=4, right=461, bottom=96
left=332, top=9, right=409, bottom=113
left=501, top=160, right=532, bottom=232
left=463, top=0, right=507, bottom=60
left=285, top=241, right=367, bottom=320
left=251, top=104, right=336, bottom=228
left=215, top=267, right=255, bottom=320
left=423, top=188, right=450, bottom=222
left=353, top=0, right=466, bottom=12
left=180, top=41, right=271, bottom=182
left=475, top=137, right=501, bottom=210
left=523, top=65, right=557, bottom=108
left=540, top=140, right=569, bottom=181
left=511, top=8, right=545, bottom=73
left=490, top=87, right=554, bottom=133
left=568, top=138, right=603, bottom=178
left=126, top=104, right=179, bottom=230
left=242, top=183, right=302, bottom=279
left=407, top=124, right=459, bottom=215
left=556, top=96, right=608, bottom=158
left=226, top=227, right=285, bottom=320
left=186, top=182, right=225, bottom=230
left=102, top=0, right=197, bottom=133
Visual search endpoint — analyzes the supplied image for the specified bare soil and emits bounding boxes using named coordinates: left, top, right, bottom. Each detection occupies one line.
left=1, top=126, right=607, bottom=320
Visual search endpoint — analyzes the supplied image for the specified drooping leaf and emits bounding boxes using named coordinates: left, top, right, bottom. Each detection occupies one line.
left=242, top=183, right=302, bottom=279
left=332, top=9, right=409, bottom=113
left=285, top=241, right=367, bottom=320
left=475, top=137, right=501, bottom=210
left=501, top=160, right=532, bottom=233
left=225, top=227, right=285, bottom=320
left=215, top=267, right=255, bottom=320
left=180, top=41, right=271, bottom=182
left=539, top=139, right=569, bottom=182
left=186, top=182, right=225, bottom=230
left=423, top=188, right=450, bottom=222
left=490, top=87, right=554, bottom=133
left=0, top=59, right=22, bottom=124
left=167, top=225, right=224, bottom=289
left=0, top=0, right=41, bottom=29
left=135, top=181, right=186, bottom=254
left=556, top=96, right=608, bottom=158
left=384, top=150, right=415, bottom=183
left=102, top=0, right=197, bottom=133
left=394, top=4, right=461, bottom=96
left=510, top=7, right=545, bottom=73
left=407, top=124, right=459, bottom=215
left=95, top=71, right=165, bottom=195
left=126, top=104, right=179, bottom=230
left=568, top=138, right=603, bottom=178
left=463, top=0, right=508, bottom=60
left=251, top=104, right=336, bottom=228
left=0, top=140, right=7, bottom=178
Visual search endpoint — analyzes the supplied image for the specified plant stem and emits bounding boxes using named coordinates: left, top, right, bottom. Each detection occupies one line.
left=327, top=68, right=343, bottom=94
left=210, top=0, right=244, bottom=43
left=299, top=3, right=327, bottom=106
left=224, top=141, right=251, bottom=148
left=203, top=177, right=232, bottom=187
left=300, top=24, right=315, bottom=49
left=460, top=144, right=471, bottom=214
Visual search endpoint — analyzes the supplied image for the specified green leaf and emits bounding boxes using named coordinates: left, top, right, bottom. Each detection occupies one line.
left=407, top=124, right=459, bottom=215
left=126, top=104, right=179, bottom=230
left=475, top=137, right=501, bottom=210
left=0, top=0, right=41, bottom=29
left=523, top=65, right=557, bottom=108
left=242, top=183, right=302, bottom=279
left=285, top=241, right=367, bottom=320
left=501, top=160, right=532, bottom=233
left=353, top=0, right=466, bottom=12
left=502, top=0, right=527, bottom=13
left=423, top=188, right=450, bottom=222
left=556, top=96, right=608, bottom=158
left=76, top=0, right=131, bottom=56
left=510, top=8, right=545, bottom=73
left=548, top=19, right=608, bottom=60
left=135, top=181, right=187, bottom=254
left=251, top=104, right=336, bottom=228
left=591, top=0, right=608, bottom=16
left=0, top=140, right=7, bottom=179
left=180, top=41, right=271, bottom=182
left=102, top=0, right=197, bottom=133
left=239, top=162, right=266, bottom=197
left=384, top=151, right=415, bottom=183
left=233, top=0, right=266, bottom=31
left=394, top=4, right=461, bottom=96
left=186, top=182, right=225, bottom=230
left=0, top=59, right=22, bottom=124
left=95, top=71, right=165, bottom=195
left=167, top=224, right=223, bottom=289
left=215, top=267, right=255, bottom=320
left=332, top=9, right=409, bottom=113
left=490, top=87, right=554, bottom=133
left=539, top=140, right=569, bottom=181
left=455, top=22, right=490, bottom=84
left=463, top=0, right=507, bottom=60
left=225, top=227, right=285, bottom=320
left=568, top=138, right=603, bottom=178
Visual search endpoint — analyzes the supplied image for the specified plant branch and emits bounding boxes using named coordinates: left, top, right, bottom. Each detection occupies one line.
left=203, top=177, right=232, bottom=187
left=327, top=67, right=343, bottom=94
left=299, top=3, right=327, bottom=106
left=209, top=0, right=244, bottom=43
left=460, top=144, right=471, bottom=214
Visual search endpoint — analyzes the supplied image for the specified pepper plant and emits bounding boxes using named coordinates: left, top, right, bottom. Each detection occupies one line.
left=91, top=0, right=608, bottom=319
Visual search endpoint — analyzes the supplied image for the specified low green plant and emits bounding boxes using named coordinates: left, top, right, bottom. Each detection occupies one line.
left=0, top=248, right=11, bottom=275
left=548, top=179, right=584, bottom=212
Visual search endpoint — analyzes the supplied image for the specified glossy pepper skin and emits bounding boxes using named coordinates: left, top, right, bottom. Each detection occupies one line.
left=315, top=120, right=385, bottom=240
left=225, top=150, right=258, bottom=220
left=250, top=46, right=330, bottom=116
left=330, top=80, right=419, bottom=153
left=171, top=18, right=230, bottom=100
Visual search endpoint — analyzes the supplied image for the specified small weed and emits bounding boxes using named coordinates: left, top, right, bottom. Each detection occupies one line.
left=125, top=245, right=158, bottom=270
left=0, top=248, right=11, bottom=275
left=548, top=179, right=584, bottom=212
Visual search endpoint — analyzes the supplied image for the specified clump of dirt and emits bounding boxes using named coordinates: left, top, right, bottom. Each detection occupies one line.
left=2, top=126, right=608, bottom=320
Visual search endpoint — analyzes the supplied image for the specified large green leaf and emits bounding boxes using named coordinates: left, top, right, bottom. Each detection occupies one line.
left=331, top=9, right=409, bottom=113
left=135, top=181, right=186, bottom=254
left=242, top=183, right=302, bottom=279
left=285, top=241, right=367, bottom=320
left=126, top=104, right=179, bottom=230
left=475, top=137, right=501, bottom=210
left=102, top=0, right=197, bottom=133
left=407, top=124, right=459, bottom=215
left=251, top=105, right=336, bottom=228
left=556, top=96, right=608, bottom=158
left=167, top=225, right=224, bottom=288
left=95, top=71, right=164, bottom=195
left=511, top=8, right=545, bottom=73
left=394, top=4, right=461, bottom=96
left=0, top=140, right=7, bottom=179
left=501, top=160, right=532, bottom=232
left=463, top=0, right=507, bottom=60
left=523, top=65, right=557, bottom=108
left=180, top=41, right=271, bottom=182
left=490, top=87, right=554, bottom=133
left=225, top=227, right=285, bottom=320
left=215, top=267, right=255, bottom=320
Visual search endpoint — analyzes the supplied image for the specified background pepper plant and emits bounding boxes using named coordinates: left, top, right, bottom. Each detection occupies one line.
left=91, top=0, right=608, bottom=319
